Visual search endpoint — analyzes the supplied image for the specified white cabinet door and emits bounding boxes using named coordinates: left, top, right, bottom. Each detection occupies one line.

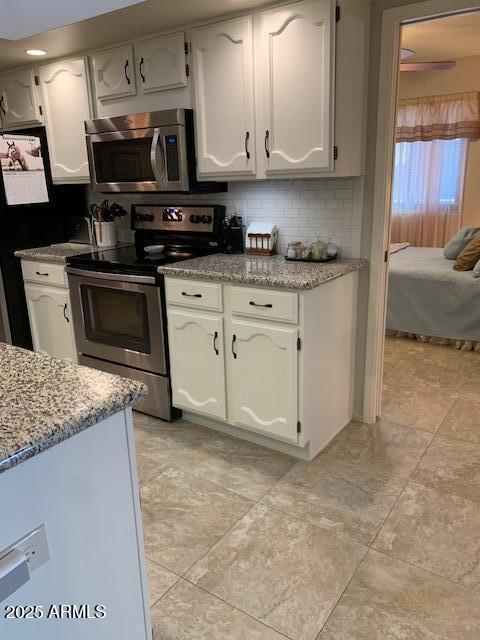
left=192, top=16, right=256, bottom=177
left=39, top=58, right=91, bottom=183
left=168, top=308, right=226, bottom=420
left=25, top=283, right=76, bottom=362
left=256, top=0, right=333, bottom=173
left=0, top=68, right=43, bottom=129
left=92, top=44, right=136, bottom=100
left=229, top=319, right=298, bottom=442
left=136, top=32, right=187, bottom=94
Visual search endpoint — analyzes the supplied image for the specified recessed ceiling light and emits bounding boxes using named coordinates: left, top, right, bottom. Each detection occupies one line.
left=25, top=49, right=47, bottom=56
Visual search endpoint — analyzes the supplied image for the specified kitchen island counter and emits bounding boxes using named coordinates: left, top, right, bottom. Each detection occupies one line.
left=158, top=253, right=367, bottom=290
left=0, top=343, right=146, bottom=474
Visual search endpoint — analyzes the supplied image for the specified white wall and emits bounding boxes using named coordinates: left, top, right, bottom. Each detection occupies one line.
left=90, top=177, right=364, bottom=258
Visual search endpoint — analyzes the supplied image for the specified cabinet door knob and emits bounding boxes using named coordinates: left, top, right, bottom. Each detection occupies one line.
left=139, top=57, right=146, bottom=83
left=245, top=131, right=250, bottom=160
left=213, top=330, right=219, bottom=355
left=124, top=59, right=131, bottom=85
left=63, top=303, right=70, bottom=323
left=231, top=334, right=237, bottom=359
left=264, top=130, right=270, bottom=159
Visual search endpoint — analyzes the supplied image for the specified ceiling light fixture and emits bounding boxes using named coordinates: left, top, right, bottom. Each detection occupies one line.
left=25, top=49, right=47, bottom=56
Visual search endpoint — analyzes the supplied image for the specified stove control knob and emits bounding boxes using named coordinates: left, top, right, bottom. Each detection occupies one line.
left=143, top=212, right=154, bottom=222
left=135, top=213, right=145, bottom=222
left=189, top=214, right=198, bottom=223
left=201, top=215, right=212, bottom=224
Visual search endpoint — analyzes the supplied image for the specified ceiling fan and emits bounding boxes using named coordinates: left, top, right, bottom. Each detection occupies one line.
left=400, top=48, right=456, bottom=71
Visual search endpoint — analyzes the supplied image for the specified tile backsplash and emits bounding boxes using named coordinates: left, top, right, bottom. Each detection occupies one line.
left=89, top=177, right=364, bottom=258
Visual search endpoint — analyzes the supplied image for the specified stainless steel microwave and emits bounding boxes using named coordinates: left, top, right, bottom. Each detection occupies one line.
left=85, top=109, right=225, bottom=194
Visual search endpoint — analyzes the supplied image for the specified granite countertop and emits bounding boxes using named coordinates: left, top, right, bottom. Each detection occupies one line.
left=15, top=242, right=97, bottom=264
left=0, top=344, right=147, bottom=474
left=158, top=254, right=367, bottom=290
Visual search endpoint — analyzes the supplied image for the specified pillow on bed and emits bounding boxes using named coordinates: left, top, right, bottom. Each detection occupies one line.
left=454, top=234, right=480, bottom=271
left=443, top=227, right=480, bottom=260
left=473, top=258, right=480, bottom=278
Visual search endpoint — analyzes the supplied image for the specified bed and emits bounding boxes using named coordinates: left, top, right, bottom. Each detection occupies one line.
left=387, top=247, right=480, bottom=344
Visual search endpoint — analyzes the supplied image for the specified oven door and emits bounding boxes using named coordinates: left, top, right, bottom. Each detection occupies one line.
left=86, top=125, right=188, bottom=192
left=67, top=269, right=166, bottom=375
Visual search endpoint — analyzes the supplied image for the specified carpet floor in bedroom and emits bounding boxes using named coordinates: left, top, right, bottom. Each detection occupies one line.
left=133, top=335, right=480, bottom=640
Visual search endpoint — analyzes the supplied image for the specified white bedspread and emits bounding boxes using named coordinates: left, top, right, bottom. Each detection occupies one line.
left=387, top=247, right=480, bottom=342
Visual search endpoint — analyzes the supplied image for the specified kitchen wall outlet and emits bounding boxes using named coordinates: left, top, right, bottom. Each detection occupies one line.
left=1, top=525, right=50, bottom=575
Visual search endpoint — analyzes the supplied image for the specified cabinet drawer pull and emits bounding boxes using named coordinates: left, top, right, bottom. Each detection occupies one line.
left=213, top=330, right=219, bottom=355
left=139, top=57, right=146, bottom=83
left=124, top=59, right=131, bottom=85
left=35, top=271, right=49, bottom=276
left=63, top=303, right=70, bottom=323
left=249, top=301, right=272, bottom=308
left=245, top=131, right=250, bottom=160
left=264, top=130, right=270, bottom=159
left=181, top=291, right=202, bottom=298
left=231, top=334, right=237, bottom=359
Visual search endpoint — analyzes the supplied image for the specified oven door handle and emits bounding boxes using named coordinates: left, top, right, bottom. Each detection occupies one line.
left=151, top=127, right=165, bottom=187
left=65, top=266, right=156, bottom=285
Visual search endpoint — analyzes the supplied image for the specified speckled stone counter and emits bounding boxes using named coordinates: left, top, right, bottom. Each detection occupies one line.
left=14, top=242, right=96, bottom=264
left=0, top=343, right=147, bottom=474
left=158, top=254, right=367, bottom=290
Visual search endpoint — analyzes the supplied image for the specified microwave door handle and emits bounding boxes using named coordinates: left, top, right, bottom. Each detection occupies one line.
left=151, top=127, right=165, bottom=187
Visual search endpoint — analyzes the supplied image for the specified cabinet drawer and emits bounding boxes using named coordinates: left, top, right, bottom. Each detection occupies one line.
left=21, top=260, right=67, bottom=287
left=165, top=278, right=222, bottom=312
left=230, top=286, right=298, bottom=323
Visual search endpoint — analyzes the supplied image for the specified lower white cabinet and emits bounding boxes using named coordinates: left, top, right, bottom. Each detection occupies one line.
left=24, top=282, right=76, bottom=362
left=168, top=309, right=226, bottom=420
left=165, top=272, right=358, bottom=460
left=229, top=319, right=298, bottom=441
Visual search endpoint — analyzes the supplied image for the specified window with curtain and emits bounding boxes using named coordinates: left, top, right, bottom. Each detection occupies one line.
left=391, top=91, right=479, bottom=247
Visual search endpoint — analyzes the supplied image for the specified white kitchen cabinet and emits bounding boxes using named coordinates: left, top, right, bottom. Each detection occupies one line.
left=165, top=270, right=358, bottom=460
left=24, top=282, right=76, bottom=362
left=191, top=16, right=256, bottom=177
left=136, top=32, right=188, bottom=94
left=167, top=308, right=226, bottom=420
left=229, top=318, right=298, bottom=441
left=92, top=44, right=136, bottom=101
left=0, top=68, right=43, bottom=129
left=256, top=0, right=333, bottom=174
left=38, top=57, right=92, bottom=183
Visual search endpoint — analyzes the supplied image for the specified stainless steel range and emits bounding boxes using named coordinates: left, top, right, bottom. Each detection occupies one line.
left=66, top=204, right=225, bottom=420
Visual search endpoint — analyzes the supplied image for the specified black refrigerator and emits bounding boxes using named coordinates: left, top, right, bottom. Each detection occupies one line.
left=0, top=127, right=87, bottom=349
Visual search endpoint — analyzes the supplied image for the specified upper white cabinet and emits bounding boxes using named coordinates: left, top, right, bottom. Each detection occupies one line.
left=191, top=16, right=256, bottom=177
left=136, top=33, right=188, bottom=93
left=0, top=68, right=43, bottom=129
left=39, top=57, right=92, bottom=183
left=92, top=44, right=136, bottom=101
left=256, top=0, right=333, bottom=174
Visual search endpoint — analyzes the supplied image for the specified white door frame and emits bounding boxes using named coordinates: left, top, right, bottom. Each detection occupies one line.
left=363, top=0, right=480, bottom=423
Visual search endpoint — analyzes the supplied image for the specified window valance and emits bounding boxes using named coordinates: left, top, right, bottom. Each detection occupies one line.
left=396, top=91, right=480, bottom=142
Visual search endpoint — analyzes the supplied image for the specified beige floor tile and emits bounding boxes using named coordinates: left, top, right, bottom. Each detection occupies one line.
left=146, top=560, right=178, bottom=607
left=381, top=374, right=458, bottom=433
left=141, top=467, right=253, bottom=574
left=320, top=549, right=480, bottom=640
left=439, top=397, right=480, bottom=444
left=374, top=481, right=480, bottom=590
left=261, top=455, right=406, bottom=545
left=151, top=579, right=286, bottom=640
left=177, top=433, right=296, bottom=500
left=322, top=420, right=432, bottom=479
left=134, top=413, right=214, bottom=486
left=383, top=336, right=414, bottom=365
left=186, top=503, right=366, bottom=640
left=413, top=436, right=480, bottom=504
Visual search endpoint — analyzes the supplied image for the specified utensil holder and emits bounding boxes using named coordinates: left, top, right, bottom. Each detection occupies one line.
left=94, top=221, right=117, bottom=248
